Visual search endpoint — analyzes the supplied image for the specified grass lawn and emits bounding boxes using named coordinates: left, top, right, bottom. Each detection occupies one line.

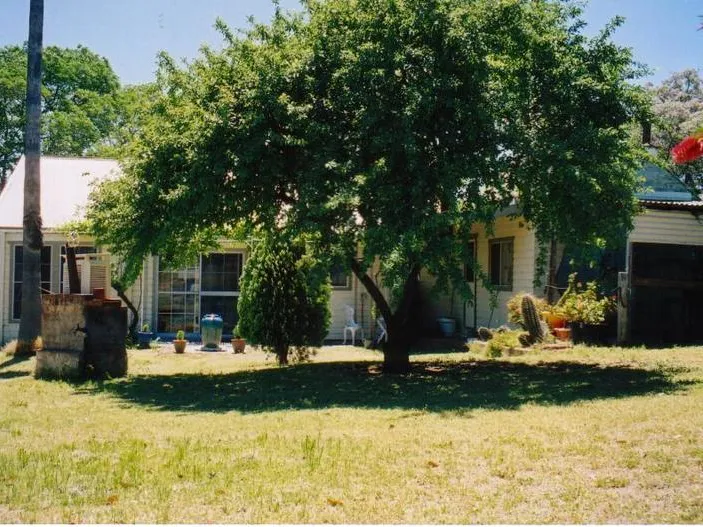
left=0, top=343, right=702, bottom=523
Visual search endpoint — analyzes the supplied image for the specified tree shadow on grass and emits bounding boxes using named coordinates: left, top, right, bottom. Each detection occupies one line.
left=76, top=359, right=692, bottom=414
left=0, top=354, right=32, bottom=370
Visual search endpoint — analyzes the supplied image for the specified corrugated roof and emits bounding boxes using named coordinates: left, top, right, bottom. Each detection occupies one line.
left=0, top=156, right=120, bottom=229
left=641, top=200, right=703, bottom=211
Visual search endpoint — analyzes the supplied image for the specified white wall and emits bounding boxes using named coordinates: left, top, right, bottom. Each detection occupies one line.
left=629, top=209, right=703, bottom=247
left=419, top=215, right=539, bottom=333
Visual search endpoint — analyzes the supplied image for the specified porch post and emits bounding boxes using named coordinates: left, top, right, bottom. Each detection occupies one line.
left=617, top=271, right=629, bottom=345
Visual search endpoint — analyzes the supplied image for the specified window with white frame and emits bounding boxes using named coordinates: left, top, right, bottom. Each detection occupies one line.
left=489, top=238, right=513, bottom=290
left=12, top=245, right=52, bottom=320
left=156, top=252, right=244, bottom=335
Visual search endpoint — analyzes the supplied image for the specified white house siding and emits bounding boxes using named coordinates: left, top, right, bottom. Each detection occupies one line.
left=0, top=230, right=84, bottom=344
left=629, top=209, right=703, bottom=247
left=419, top=216, right=538, bottom=333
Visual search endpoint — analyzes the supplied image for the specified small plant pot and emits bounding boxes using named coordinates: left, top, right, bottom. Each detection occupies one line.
left=553, top=327, right=572, bottom=342
left=137, top=331, right=153, bottom=349
left=173, top=339, right=187, bottom=354
left=232, top=338, right=246, bottom=354
left=543, top=311, right=567, bottom=330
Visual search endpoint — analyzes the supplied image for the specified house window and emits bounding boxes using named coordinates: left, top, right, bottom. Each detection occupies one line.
left=330, top=264, right=351, bottom=289
left=157, top=264, right=200, bottom=334
left=156, top=252, right=244, bottom=335
left=489, top=238, right=513, bottom=290
left=200, top=253, right=243, bottom=335
left=464, top=240, right=476, bottom=283
left=12, top=245, right=52, bottom=320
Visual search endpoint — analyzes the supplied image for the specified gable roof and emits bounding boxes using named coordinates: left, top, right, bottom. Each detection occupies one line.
left=0, top=156, right=120, bottom=229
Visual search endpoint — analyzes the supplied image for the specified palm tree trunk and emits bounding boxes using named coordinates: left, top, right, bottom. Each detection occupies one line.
left=16, top=0, right=44, bottom=357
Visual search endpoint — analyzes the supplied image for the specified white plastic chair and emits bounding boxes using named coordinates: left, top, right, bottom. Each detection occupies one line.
left=376, top=316, right=388, bottom=345
left=343, top=305, right=363, bottom=345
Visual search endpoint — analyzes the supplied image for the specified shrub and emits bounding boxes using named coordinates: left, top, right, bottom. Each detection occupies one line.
left=485, top=330, right=524, bottom=358
left=237, top=233, right=331, bottom=365
left=559, top=273, right=615, bottom=325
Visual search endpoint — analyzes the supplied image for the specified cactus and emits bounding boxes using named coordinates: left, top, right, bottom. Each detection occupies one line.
left=521, top=294, right=544, bottom=344
left=477, top=326, right=494, bottom=341
left=518, top=332, right=532, bottom=347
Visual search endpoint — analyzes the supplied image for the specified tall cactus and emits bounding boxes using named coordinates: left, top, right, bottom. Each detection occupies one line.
left=521, top=294, right=544, bottom=344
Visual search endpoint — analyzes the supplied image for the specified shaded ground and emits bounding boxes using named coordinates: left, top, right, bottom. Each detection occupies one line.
left=78, top=358, right=687, bottom=414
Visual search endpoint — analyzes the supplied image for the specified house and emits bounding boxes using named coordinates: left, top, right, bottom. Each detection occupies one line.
left=2, top=156, right=702, bottom=346
left=420, top=161, right=703, bottom=345
left=0, top=156, right=372, bottom=344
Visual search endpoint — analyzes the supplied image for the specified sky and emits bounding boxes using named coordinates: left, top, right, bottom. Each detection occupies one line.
left=0, top=0, right=702, bottom=87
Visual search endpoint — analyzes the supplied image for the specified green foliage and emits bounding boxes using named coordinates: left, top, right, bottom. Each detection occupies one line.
left=559, top=273, right=615, bottom=325
left=87, top=0, right=648, bottom=362
left=175, top=330, right=185, bottom=340
left=0, top=44, right=128, bottom=186
left=236, top=232, right=331, bottom=364
left=141, top=324, right=150, bottom=332
left=484, top=330, right=524, bottom=358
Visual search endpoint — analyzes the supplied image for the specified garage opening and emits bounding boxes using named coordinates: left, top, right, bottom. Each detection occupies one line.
left=630, top=242, right=703, bottom=344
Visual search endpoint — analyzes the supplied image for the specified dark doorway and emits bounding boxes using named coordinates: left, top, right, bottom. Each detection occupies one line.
left=630, top=242, right=703, bottom=344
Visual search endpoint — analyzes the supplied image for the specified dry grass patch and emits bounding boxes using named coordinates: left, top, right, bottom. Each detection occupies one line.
left=0, top=344, right=701, bottom=523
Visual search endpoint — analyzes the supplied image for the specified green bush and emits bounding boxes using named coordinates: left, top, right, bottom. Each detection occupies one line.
left=236, top=233, right=331, bottom=365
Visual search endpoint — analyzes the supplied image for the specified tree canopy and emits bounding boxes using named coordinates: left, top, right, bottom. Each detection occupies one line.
left=87, top=0, right=648, bottom=371
left=0, top=44, right=128, bottom=186
left=647, top=69, right=703, bottom=186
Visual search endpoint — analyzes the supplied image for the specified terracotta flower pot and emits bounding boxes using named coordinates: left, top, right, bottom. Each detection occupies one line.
left=232, top=338, right=246, bottom=354
left=543, top=311, right=567, bottom=330
left=553, top=327, right=572, bottom=342
left=173, top=339, right=187, bottom=354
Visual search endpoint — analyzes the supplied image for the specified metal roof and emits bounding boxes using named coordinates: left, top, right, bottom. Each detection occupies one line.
left=640, top=200, right=703, bottom=211
left=0, top=156, right=120, bottom=229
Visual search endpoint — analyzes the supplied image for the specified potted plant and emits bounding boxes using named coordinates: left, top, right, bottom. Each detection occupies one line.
left=173, top=330, right=187, bottom=354
left=232, top=326, right=246, bottom=354
left=559, top=274, right=616, bottom=345
left=137, top=323, right=153, bottom=349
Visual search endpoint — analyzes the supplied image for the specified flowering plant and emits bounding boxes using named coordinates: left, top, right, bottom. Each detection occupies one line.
left=558, top=274, right=615, bottom=325
left=672, top=130, right=703, bottom=164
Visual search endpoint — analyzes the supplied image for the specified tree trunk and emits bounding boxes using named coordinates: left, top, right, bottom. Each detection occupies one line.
left=65, top=245, right=81, bottom=294
left=16, top=0, right=44, bottom=357
left=350, top=259, right=419, bottom=373
left=276, top=344, right=289, bottom=366
left=113, top=283, right=139, bottom=340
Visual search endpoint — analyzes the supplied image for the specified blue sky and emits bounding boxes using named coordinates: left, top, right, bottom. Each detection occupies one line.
left=0, top=0, right=701, bottom=86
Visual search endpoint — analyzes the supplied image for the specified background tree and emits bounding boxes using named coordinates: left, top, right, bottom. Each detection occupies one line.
left=16, top=0, right=44, bottom=357
left=0, top=43, right=123, bottom=187
left=646, top=69, right=703, bottom=187
left=237, top=232, right=331, bottom=365
left=87, top=0, right=648, bottom=372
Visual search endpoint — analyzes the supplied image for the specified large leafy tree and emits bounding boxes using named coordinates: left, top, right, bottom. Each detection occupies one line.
left=88, top=0, right=647, bottom=372
left=0, top=44, right=121, bottom=187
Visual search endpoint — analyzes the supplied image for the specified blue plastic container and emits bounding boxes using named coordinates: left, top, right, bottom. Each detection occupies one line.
left=200, top=314, right=224, bottom=351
